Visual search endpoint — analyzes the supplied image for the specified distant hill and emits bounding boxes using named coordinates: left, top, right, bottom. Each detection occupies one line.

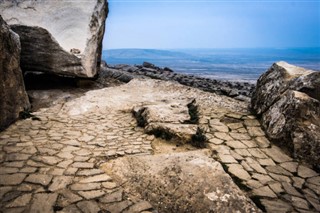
left=102, top=49, right=195, bottom=65
left=103, top=49, right=191, bottom=60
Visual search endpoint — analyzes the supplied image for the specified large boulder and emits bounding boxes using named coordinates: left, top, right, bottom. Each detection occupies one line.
left=251, top=61, right=320, bottom=168
left=0, top=0, right=108, bottom=77
left=0, top=16, right=30, bottom=130
left=102, top=150, right=261, bottom=213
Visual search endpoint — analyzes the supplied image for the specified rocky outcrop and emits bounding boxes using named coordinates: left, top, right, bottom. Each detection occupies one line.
left=132, top=100, right=200, bottom=145
left=0, top=16, right=30, bottom=130
left=101, top=62, right=255, bottom=101
left=0, top=0, right=108, bottom=77
left=103, top=150, right=261, bottom=213
left=251, top=61, right=320, bottom=168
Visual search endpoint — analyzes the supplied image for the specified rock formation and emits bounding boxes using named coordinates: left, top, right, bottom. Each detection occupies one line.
left=0, top=16, right=30, bottom=130
left=0, top=78, right=319, bottom=212
left=0, top=0, right=108, bottom=77
left=101, top=62, right=255, bottom=101
left=132, top=100, right=200, bottom=145
left=251, top=61, right=320, bottom=168
left=103, top=150, right=260, bottom=213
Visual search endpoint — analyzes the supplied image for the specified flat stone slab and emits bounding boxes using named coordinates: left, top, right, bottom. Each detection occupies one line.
left=145, top=122, right=198, bottom=144
left=297, top=165, right=318, bottom=178
left=30, top=193, right=58, bottom=213
left=123, top=201, right=153, bottom=213
left=105, top=200, right=133, bottom=213
left=226, top=140, right=247, bottom=149
left=70, top=183, right=101, bottom=191
left=76, top=200, right=100, bottom=213
left=252, top=186, right=277, bottom=198
left=57, top=189, right=82, bottom=207
left=262, top=146, right=292, bottom=163
left=76, top=169, right=104, bottom=176
left=6, top=193, right=32, bottom=207
left=49, top=176, right=73, bottom=192
left=0, top=174, right=26, bottom=185
left=25, top=174, right=53, bottom=186
left=227, top=164, right=251, bottom=181
left=72, top=162, right=94, bottom=169
left=78, top=190, right=105, bottom=199
left=99, top=189, right=123, bottom=203
left=218, top=154, right=238, bottom=164
left=79, top=174, right=112, bottom=183
left=102, top=150, right=260, bottom=212
left=279, top=162, right=298, bottom=173
left=261, top=199, right=293, bottom=213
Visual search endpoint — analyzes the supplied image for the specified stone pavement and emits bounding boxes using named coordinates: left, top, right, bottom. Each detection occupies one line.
left=0, top=79, right=319, bottom=212
left=0, top=110, right=154, bottom=213
left=201, top=107, right=320, bottom=213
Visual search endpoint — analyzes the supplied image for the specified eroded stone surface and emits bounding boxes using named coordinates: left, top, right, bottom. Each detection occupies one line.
left=102, top=150, right=260, bottom=213
left=79, top=174, right=112, bottom=183
left=0, top=78, right=319, bottom=212
left=0, top=15, right=30, bottom=130
left=0, top=0, right=108, bottom=77
left=0, top=174, right=26, bottom=185
left=29, top=193, right=58, bottom=213
left=251, top=62, right=320, bottom=168
left=227, top=164, right=251, bottom=181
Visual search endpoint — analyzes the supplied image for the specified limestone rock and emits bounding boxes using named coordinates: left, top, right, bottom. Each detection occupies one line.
left=0, top=15, right=30, bottom=130
left=145, top=122, right=198, bottom=144
left=30, top=193, right=58, bottom=213
left=61, top=79, right=248, bottom=116
left=251, top=61, right=315, bottom=114
left=132, top=100, right=199, bottom=144
left=102, top=150, right=261, bottom=213
left=288, top=71, right=320, bottom=101
left=132, top=102, right=191, bottom=126
left=263, top=90, right=320, bottom=163
left=251, top=62, right=320, bottom=168
left=0, top=0, right=108, bottom=77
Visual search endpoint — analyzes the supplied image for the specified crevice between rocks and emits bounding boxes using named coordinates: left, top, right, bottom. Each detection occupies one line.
left=132, top=99, right=208, bottom=149
left=214, top=158, right=267, bottom=212
left=184, top=99, right=199, bottom=124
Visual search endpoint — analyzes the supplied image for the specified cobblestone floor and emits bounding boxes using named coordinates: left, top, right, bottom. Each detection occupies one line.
left=0, top=109, right=154, bottom=213
left=199, top=107, right=320, bottom=213
left=0, top=79, right=319, bottom=213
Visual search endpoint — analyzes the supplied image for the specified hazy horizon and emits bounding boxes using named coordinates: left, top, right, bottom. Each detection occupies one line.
left=102, top=48, right=320, bottom=82
left=104, top=47, right=320, bottom=50
left=103, top=0, right=320, bottom=49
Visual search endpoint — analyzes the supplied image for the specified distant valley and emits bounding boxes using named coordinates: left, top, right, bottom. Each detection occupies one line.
left=102, top=48, right=320, bottom=82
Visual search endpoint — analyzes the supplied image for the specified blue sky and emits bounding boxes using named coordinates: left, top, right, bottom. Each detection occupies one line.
left=103, top=0, right=320, bottom=49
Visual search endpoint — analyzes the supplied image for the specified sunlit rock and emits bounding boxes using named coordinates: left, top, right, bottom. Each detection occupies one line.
left=251, top=61, right=320, bottom=168
left=0, top=0, right=108, bottom=77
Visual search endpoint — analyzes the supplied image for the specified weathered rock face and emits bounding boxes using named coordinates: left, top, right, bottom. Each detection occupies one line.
left=251, top=62, right=315, bottom=114
left=251, top=61, right=320, bottom=168
left=132, top=100, right=199, bottom=144
left=0, top=0, right=108, bottom=77
left=102, top=150, right=261, bottom=213
left=0, top=16, right=30, bottom=130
